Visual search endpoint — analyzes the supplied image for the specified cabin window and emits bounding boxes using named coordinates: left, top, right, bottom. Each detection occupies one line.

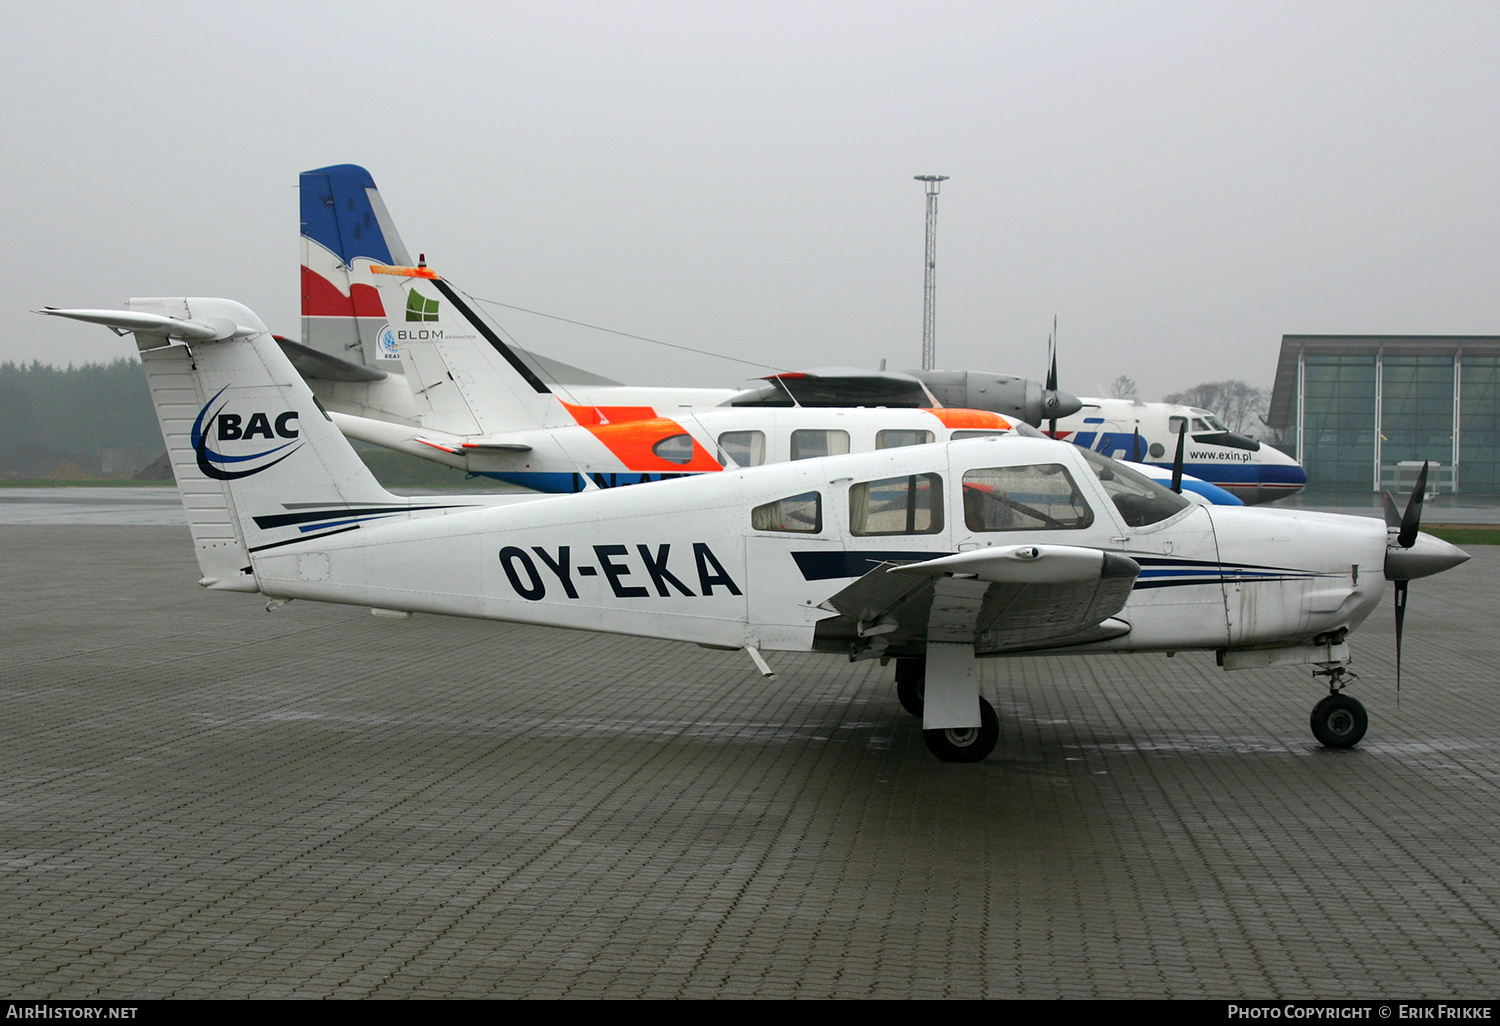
left=961, top=465, right=1094, bottom=532
left=950, top=429, right=1007, bottom=441
left=790, top=429, right=850, bottom=461
left=849, top=474, right=944, bottom=536
left=652, top=433, right=696, bottom=465
left=876, top=429, right=934, bottom=449
left=1168, top=416, right=1187, bottom=437
left=752, top=492, right=822, bottom=533
left=1078, top=447, right=1190, bottom=527
left=718, top=430, right=766, bottom=468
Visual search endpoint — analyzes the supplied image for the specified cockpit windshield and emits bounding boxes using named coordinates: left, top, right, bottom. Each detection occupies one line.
left=1077, top=448, right=1191, bottom=527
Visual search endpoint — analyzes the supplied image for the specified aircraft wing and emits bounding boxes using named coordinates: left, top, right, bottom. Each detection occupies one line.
left=821, top=544, right=1140, bottom=655
left=726, top=367, right=936, bottom=408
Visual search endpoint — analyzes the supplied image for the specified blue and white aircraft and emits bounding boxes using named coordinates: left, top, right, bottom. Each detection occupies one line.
left=1045, top=398, right=1307, bottom=506
left=41, top=296, right=1466, bottom=763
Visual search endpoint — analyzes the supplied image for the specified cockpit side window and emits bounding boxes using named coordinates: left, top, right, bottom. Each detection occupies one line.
left=751, top=492, right=823, bottom=533
left=962, top=465, right=1094, bottom=532
left=849, top=474, right=944, bottom=536
left=1078, top=448, right=1190, bottom=527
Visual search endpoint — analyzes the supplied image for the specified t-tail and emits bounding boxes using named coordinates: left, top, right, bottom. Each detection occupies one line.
left=365, top=264, right=584, bottom=437
left=37, top=299, right=493, bottom=592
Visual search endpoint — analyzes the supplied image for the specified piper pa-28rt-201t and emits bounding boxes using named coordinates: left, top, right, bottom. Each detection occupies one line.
left=40, top=298, right=1467, bottom=763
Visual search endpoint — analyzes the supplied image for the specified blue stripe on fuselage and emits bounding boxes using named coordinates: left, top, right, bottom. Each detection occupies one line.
left=473, top=470, right=706, bottom=493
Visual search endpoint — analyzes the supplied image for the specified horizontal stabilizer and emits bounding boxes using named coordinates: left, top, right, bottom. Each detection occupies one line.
left=37, top=307, right=251, bottom=343
left=275, top=336, right=388, bottom=383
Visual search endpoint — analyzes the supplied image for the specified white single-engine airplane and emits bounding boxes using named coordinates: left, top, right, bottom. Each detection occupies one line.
left=41, top=298, right=1467, bottom=763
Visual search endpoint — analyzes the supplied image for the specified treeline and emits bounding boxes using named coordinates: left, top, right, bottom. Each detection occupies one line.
left=0, top=359, right=162, bottom=476
left=0, top=358, right=493, bottom=488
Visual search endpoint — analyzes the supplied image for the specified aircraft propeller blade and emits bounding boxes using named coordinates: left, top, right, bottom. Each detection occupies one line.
left=1170, top=421, right=1186, bottom=493
left=1132, top=427, right=1142, bottom=462
left=1393, top=578, right=1408, bottom=697
left=1045, top=318, right=1059, bottom=438
left=1381, top=490, right=1402, bottom=534
left=1397, top=461, right=1429, bottom=549
left=1382, top=463, right=1457, bottom=701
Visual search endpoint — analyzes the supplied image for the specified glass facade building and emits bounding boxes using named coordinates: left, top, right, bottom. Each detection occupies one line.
left=1268, top=336, right=1500, bottom=494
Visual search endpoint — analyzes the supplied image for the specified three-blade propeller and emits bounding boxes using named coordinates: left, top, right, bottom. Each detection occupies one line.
left=1381, top=462, right=1470, bottom=695
left=1382, top=462, right=1427, bottom=694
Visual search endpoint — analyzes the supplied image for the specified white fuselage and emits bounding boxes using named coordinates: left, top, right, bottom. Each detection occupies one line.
left=1052, top=397, right=1306, bottom=504
left=246, top=437, right=1385, bottom=658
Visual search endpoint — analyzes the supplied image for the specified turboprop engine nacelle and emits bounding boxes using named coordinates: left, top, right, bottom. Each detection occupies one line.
left=910, top=370, right=1083, bottom=427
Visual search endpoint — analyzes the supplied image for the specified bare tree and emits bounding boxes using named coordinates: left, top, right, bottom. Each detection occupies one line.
left=1107, top=374, right=1139, bottom=400
left=1161, top=380, right=1269, bottom=435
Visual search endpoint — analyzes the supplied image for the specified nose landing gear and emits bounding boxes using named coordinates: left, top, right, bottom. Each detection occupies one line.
left=1310, top=666, right=1368, bottom=748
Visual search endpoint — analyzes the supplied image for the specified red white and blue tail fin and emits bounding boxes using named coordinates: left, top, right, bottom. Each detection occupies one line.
left=300, top=164, right=411, bottom=368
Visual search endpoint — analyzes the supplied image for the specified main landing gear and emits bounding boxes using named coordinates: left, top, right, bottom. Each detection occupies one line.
left=924, top=697, right=1000, bottom=763
left=1310, top=666, right=1368, bottom=749
left=891, top=656, right=1000, bottom=763
left=894, top=657, right=925, bottom=717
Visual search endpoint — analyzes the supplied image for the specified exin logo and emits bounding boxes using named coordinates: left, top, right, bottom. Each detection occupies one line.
left=190, top=386, right=302, bottom=481
left=376, top=324, right=403, bottom=360
left=406, top=289, right=439, bottom=322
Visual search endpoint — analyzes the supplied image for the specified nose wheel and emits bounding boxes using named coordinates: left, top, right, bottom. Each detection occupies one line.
left=1310, top=692, right=1368, bottom=748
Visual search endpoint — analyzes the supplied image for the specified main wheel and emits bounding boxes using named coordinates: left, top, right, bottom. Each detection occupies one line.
left=1311, top=693, right=1368, bottom=748
left=923, top=696, right=999, bottom=763
left=894, top=657, right=925, bottom=717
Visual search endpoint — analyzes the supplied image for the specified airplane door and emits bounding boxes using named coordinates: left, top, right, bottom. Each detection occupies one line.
left=1095, top=420, right=1147, bottom=462
left=743, top=471, right=846, bottom=652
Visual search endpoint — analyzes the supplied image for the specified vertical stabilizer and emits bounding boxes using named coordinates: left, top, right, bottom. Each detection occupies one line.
left=40, top=300, right=414, bottom=591
left=300, top=164, right=411, bottom=367
left=371, top=267, right=581, bottom=437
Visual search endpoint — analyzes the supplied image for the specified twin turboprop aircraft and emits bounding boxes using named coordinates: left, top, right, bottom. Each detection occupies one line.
left=335, top=260, right=1241, bottom=504
left=43, top=297, right=1469, bottom=763
left=294, top=163, right=1298, bottom=502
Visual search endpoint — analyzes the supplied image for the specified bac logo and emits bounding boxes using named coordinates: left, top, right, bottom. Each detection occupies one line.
left=191, top=385, right=303, bottom=481
left=499, top=543, right=742, bottom=601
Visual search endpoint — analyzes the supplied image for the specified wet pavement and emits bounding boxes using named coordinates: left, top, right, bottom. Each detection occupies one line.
left=1, top=520, right=1497, bottom=999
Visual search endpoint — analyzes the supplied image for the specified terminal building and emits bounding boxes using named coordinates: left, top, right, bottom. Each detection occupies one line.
left=1267, top=335, right=1500, bottom=495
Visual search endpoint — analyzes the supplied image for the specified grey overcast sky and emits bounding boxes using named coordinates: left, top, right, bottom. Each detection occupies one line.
left=3, top=0, right=1497, bottom=400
